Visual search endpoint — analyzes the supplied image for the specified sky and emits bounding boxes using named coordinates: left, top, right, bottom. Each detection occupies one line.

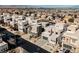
left=0, top=5, right=79, bottom=8
left=0, top=0, right=79, bottom=8
left=0, top=0, right=79, bottom=5
left=35, top=5, right=77, bottom=8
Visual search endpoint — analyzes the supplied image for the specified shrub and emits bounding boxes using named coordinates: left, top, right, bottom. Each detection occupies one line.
left=68, top=18, right=74, bottom=23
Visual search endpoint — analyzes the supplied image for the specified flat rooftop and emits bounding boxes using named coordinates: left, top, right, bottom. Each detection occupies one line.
left=63, top=29, right=79, bottom=40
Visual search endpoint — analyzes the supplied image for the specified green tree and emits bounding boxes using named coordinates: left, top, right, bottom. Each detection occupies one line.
left=68, top=18, right=74, bottom=23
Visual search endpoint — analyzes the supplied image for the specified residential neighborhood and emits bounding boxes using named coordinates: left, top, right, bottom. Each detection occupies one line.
left=0, top=6, right=79, bottom=53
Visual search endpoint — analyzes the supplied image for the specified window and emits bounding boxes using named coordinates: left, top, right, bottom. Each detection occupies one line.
left=19, top=28, right=23, bottom=30
left=61, top=31, right=63, bottom=34
left=68, top=30, right=71, bottom=31
left=51, top=40, right=55, bottom=42
left=4, top=48, right=6, bottom=51
left=72, top=39, right=77, bottom=43
left=56, top=38, right=58, bottom=44
left=32, top=21, right=35, bottom=23
left=66, top=38, right=69, bottom=43
left=43, top=36, right=48, bottom=40
left=1, top=49, right=4, bottom=52
left=5, top=47, right=7, bottom=50
left=76, top=28, right=78, bottom=31
left=55, top=32, right=58, bottom=35
left=24, top=24, right=27, bottom=26
left=63, top=44, right=72, bottom=49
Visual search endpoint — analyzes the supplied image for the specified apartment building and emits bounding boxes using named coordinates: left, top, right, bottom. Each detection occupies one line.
left=62, top=25, right=79, bottom=52
left=41, top=25, right=58, bottom=44
left=67, top=25, right=79, bottom=33
left=18, top=16, right=28, bottom=33
left=0, top=37, right=8, bottom=53
left=41, top=23, right=67, bottom=46
left=3, top=13, right=12, bottom=26
left=11, top=14, right=19, bottom=30
left=0, top=15, right=4, bottom=24
left=74, top=18, right=79, bottom=25
left=26, top=16, right=35, bottom=25
left=30, top=23, right=43, bottom=37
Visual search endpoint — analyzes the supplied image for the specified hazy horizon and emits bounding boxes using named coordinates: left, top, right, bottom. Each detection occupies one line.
left=0, top=5, right=79, bottom=8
